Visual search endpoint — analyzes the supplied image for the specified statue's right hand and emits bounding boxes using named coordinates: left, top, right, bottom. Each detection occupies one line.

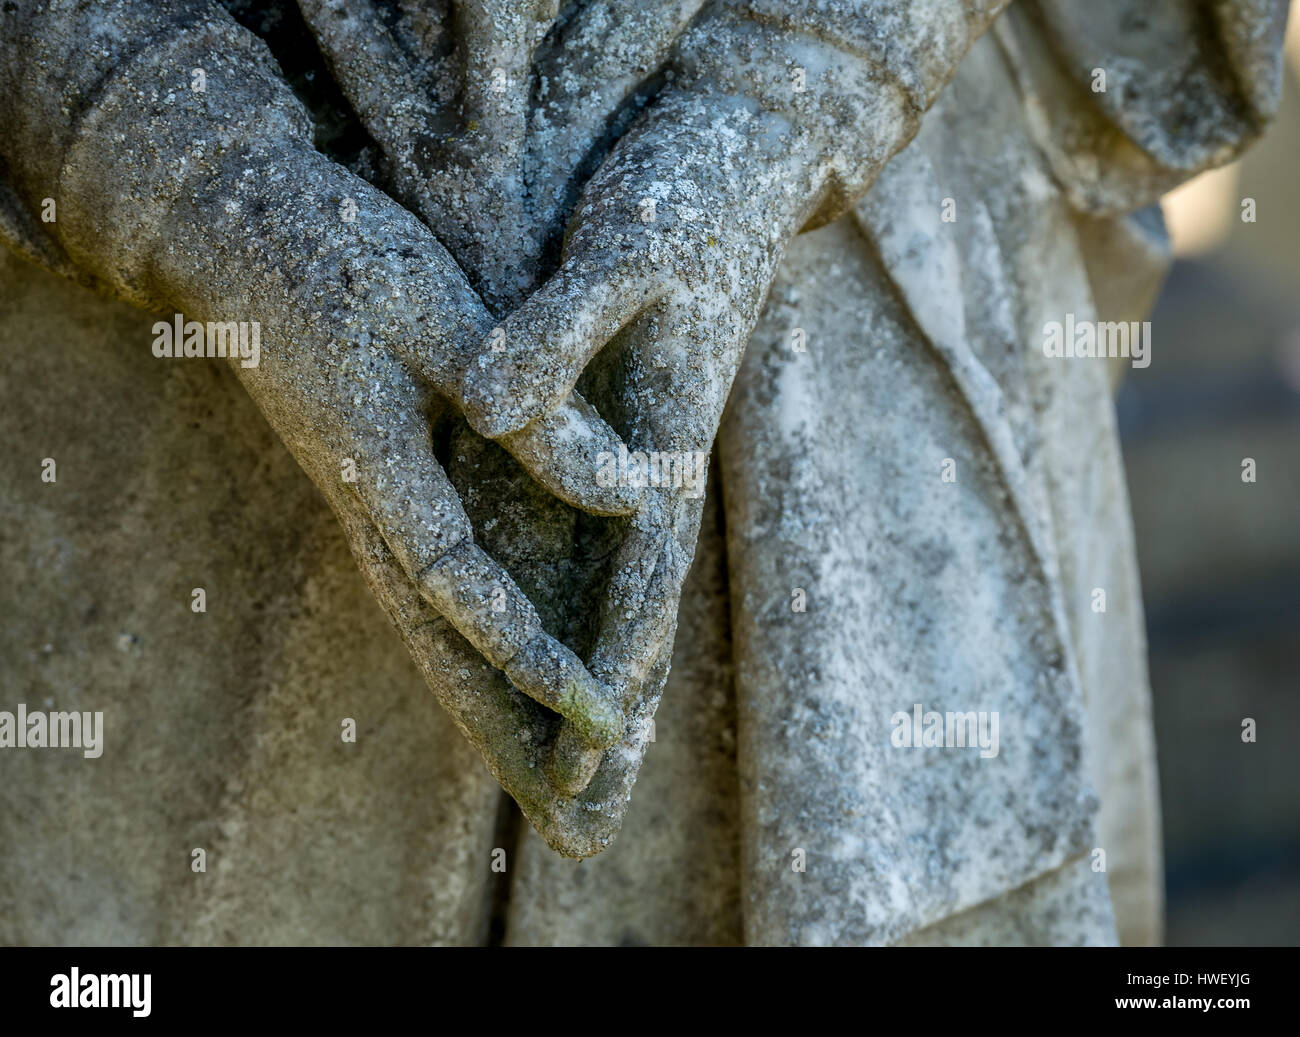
left=165, top=142, right=636, bottom=752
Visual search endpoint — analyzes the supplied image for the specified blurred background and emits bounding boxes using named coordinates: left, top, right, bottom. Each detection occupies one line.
left=1124, top=1, right=1300, bottom=946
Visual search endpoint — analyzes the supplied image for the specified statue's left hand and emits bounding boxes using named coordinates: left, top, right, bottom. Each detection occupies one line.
left=453, top=82, right=839, bottom=791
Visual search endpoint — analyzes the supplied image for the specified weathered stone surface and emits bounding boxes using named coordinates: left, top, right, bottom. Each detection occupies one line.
left=0, top=247, right=499, bottom=944
left=0, top=0, right=1287, bottom=943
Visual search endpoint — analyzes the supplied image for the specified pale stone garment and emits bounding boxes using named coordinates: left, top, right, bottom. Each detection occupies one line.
left=0, top=0, right=1285, bottom=943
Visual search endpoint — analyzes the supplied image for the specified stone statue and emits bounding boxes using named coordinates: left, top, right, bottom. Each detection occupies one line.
left=0, top=0, right=1287, bottom=944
